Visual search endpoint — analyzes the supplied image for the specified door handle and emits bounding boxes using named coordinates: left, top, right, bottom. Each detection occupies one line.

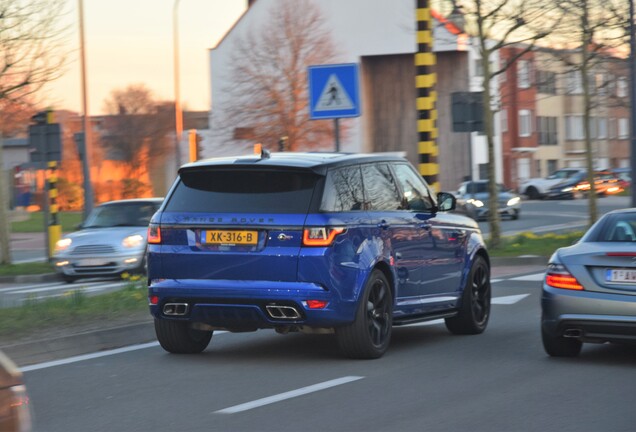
left=377, top=220, right=390, bottom=230
left=418, top=223, right=431, bottom=231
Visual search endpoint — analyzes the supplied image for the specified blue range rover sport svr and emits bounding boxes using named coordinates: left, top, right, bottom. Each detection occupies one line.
left=147, top=151, right=491, bottom=359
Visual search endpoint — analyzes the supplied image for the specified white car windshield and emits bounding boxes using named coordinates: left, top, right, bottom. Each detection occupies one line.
left=83, top=202, right=157, bottom=228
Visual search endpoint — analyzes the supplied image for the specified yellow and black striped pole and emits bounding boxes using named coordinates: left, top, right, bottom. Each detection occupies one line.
left=47, top=161, right=61, bottom=258
left=415, top=0, right=439, bottom=191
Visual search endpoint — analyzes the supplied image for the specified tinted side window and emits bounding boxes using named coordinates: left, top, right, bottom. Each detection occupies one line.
left=392, top=163, right=435, bottom=212
left=165, top=169, right=318, bottom=213
left=321, top=166, right=365, bottom=211
left=361, top=164, right=402, bottom=211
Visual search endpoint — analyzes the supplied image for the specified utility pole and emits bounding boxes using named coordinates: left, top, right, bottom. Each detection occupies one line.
left=78, top=0, right=94, bottom=219
left=173, top=0, right=184, bottom=173
left=0, top=131, right=11, bottom=264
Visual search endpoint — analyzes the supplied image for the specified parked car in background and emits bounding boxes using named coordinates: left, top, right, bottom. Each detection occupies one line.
left=147, top=151, right=491, bottom=359
left=546, top=170, right=624, bottom=199
left=541, top=208, right=636, bottom=357
left=455, top=180, right=521, bottom=221
left=52, top=198, right=163, bottom=283
left=608, top=167, right=631, bottom=188
left=519, top=167, right=585, bottom=200
left=0, top=351, right=32, bottom=432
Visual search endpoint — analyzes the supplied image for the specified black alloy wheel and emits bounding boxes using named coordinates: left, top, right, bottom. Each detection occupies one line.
left=336, top=270, right=393, bottom=359
left=445, top=256, right=491, bottom=334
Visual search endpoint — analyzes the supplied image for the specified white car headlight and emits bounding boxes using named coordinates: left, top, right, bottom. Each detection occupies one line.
left=467, top=199, right=485, bottom=208
left=54, top=238, right=72, bottom=252
left=507, top=197, right=520, bottom=206
left=562, top=186, right=574, bottom=192
left=122, top=234, right=144, bottom=248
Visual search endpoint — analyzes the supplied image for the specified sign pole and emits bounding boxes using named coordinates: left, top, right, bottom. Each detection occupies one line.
left=334, top=118, right=340, bottom=152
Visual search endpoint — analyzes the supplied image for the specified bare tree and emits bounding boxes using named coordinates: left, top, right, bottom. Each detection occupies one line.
left=0, top=0, right=67, bottom=264
left=101, top=84, right=174, bottom=197
left=0, top=98, right=37, bottom=138
left=457, top=0, right=562, bottom=248
left=217, top=0, right=340, bottom=151
left=548, top=0, right=626, bottom=225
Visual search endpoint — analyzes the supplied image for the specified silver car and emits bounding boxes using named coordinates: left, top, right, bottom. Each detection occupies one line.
left=455, top=180, right=521, bottom=221
left=541, top=208, right=636, bottom=357
left=52, top=198, right=162, bottom=283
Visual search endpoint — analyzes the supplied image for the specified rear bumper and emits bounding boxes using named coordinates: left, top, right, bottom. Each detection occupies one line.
left=541, top=285, right=636, bottom=343
left=148, top=279, right=357, bottom=329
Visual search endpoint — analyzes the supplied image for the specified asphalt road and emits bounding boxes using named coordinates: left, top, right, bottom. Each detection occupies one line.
left=478, top=195, right=630, bottom=236
left=22, top=273, right=636, bottom=432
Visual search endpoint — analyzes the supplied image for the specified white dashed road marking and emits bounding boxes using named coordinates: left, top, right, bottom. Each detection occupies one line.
left=215, top=376, right=365, bottom=414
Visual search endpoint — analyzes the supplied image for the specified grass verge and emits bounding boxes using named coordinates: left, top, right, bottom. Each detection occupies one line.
left=0, top=275, right=148, bottom=342
left=11, top=211, right=83, bottom=233
left=0, top=262, right=54, bottom=276
left=488, top=231, right=584, bottom=257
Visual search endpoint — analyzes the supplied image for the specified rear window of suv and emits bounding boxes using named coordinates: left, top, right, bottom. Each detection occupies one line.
left=164, top=168, right=320, bottom=213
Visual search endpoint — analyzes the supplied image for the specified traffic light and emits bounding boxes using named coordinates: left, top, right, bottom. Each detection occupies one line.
left=28, top=109, right=61, bottom=163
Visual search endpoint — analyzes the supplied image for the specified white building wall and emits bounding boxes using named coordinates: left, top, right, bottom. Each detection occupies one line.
left=207, top=0, right=502, bottom=182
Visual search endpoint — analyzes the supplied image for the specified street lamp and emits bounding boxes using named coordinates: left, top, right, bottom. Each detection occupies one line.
left=78, top=0, right=94, bottom=218
left=173, top=0, right=184, bottom=173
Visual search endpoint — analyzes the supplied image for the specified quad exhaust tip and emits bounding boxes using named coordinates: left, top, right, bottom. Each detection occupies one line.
left=266, top=304, right=301, bottom=320
left=163, top=303, right=189, bottom=316
left=563, top=328, right=583, bottom=338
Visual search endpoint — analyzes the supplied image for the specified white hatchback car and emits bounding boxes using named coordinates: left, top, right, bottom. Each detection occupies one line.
left=52, top=198, right=162, bottom=283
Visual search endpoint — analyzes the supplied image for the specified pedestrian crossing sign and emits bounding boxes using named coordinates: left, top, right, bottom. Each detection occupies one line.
left=308, top=63, right=360, bottom=119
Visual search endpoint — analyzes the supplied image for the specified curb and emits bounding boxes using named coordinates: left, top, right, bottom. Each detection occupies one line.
left=2, top=321, right=155, bottom=367
left=0, top=273, right=60, bottom=284
left=490, top=256, right=548, bottom=266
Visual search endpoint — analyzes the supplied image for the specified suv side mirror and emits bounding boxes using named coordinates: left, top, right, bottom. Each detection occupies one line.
left=437, top=192, right=456, bottom=212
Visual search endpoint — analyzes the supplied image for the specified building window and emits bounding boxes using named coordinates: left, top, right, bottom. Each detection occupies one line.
left=597, top=117, right=608, bottom=139
left=537, top=70, right=556, bottom=94
left=478, top=163, right=489, bottom=180
left=518, top=60, right=530, bottom=89
left=501, top=109, right=508, bottom=133
left=617, top=77, right=628, bottom=98
left=537, top=116, right=558, bottom=145
left=474, top=58, right=483, bottom=77
left=618, top=118, right=629, bottom=139
left=565, top=115, right=584, bottom=140
left=519, top=110, right=532, bottom=137
left=566, top=71, right=583, bottom=94
left=547, top=160, right=558, bottom=175
left=595, top=73, right=606, bottom=96
left=609, top=117, right=617, bottom=139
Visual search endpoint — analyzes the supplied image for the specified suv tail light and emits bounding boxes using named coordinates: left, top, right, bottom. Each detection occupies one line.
left=148, top=224, right=161, bottom=244
left=302, top=227, right=345, bottom=247
left=545, top=263, right=583, bottom=290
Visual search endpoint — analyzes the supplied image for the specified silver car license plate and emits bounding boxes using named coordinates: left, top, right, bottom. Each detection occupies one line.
left=606, top=269, right=636, bottom=283
left=76, top=258, right=108, bottom=267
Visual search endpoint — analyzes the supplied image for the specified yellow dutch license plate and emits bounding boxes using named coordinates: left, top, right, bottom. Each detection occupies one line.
left=205, top=230, right=258, bottom=245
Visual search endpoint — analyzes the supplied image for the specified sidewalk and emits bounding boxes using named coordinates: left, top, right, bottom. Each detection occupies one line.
left=0, top=259, right=548, bottom=367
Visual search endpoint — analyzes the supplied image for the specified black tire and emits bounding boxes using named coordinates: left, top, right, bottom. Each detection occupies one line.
left=526, top=186, right=540, bottom=200
left=336, top=270, right=392, bottom=359
left=541, top=325, right=582, bottom=357
left=154, top=318, right=212, bottom=354
left=134, top=247, right=148, bottom=276
left=62, top=274, right=77, bottom=284
left=511, top=209, right=520, bottom=220
left=445, top=256, right=491, bottom=335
